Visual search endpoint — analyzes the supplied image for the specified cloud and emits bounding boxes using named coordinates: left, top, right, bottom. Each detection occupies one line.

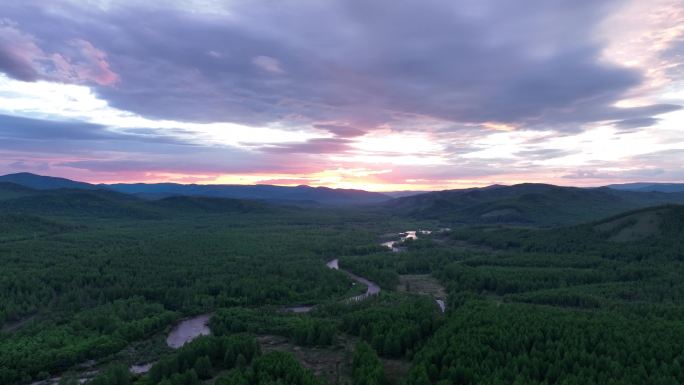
left=614, top=117, right=660, bottom=130
left=0, top=113, right=330, bottom=180
left=562, top=168, right=666, bottom=180
left=313, top=124, right=366, bottom=138
left=0, top=0, right=678, bottom=131
left=0, top=19, right=118, bottom=86
left=562, top=149, right=684, bottom=182
left=515, top=148, right=574, bottom=160
left=0, top=1, right=682, bottom=189
left=0, top=113, right=194, bottom=148
left=252, top=56, right=284, bottom=74
left=259, top=138, right=352, bottom=154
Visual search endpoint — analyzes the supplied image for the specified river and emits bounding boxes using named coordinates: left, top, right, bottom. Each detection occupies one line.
left=127, top=313, right=213, bottom=375
left=166, top=313, right=212, bottom=348
left=327, top=258, right=381, bottom=301
left=132, top=230, right=439, bottom=375
left=381, top=230, right=436, bottom=252
left=382, top=230, right=447, bottom=313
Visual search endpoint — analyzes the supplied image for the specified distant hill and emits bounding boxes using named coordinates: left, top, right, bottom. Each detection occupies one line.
left=388, top=183, right=684, bottom=226
left=0, top=182, right=39, bottom=200
left=0, top=173, right=390, bottom=205
left=382, top=190, right=432, bottom=198
left=0, top=182, right=285, bottom=219
left=106, top=182, right=391, bottom=205
left=0, top=172, right=98, bottom=190
left=592, top=205, right=679, bottom=242
left=0, top=183, right=162, bottom=219
left=0, top=214, right=78, bottom=241
left=153, top=195, right=272, bottom=214
left=606, top=182, right=684, bottom=193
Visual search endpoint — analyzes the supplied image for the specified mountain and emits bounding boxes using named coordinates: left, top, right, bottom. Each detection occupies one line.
left=0, top=173, right=390, bottom=205
left=106, top=183, right=390, bottom=205
left=388, top=183, right=684, bottom=226
left=0, top=214, right=78, bottom=241
left=0, top=182, right=39, bottom=200
left=382, top=190, right=432, bottom=198
left=592, top=205, right=684, bottom=242
left=0, top=181, right=287, bottom=219
left=0, top=172, right=98, bottom=190
left=153, top=195, right=272, bottom=214
left=606, top=182, right=684, bottom=193
left=0, top=182, right=162, bottom=219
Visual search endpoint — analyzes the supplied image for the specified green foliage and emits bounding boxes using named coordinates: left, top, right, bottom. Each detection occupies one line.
left=3, top=182, right=684, bottom=385
left=0, top=204, right=393, bottom=383
left=322, top=294, right=442, bottom=358
left=408, top=300, right=684, bottom=384
left=87, top=365, right=131, bottom=385
left=211, top=307, right=337, bottom=347
left=0, top=214, right=77, bottom=242
left=389, top=184, right=684, bottom=226
left=215, top=352, right=323, bottom=385
left=352, top=342, right=385, bottom=385
left=146, top=335, right=259, bottom=384
left=0, top=298, right=176, bottom=384
left=192, top=356, right=212, bottom=380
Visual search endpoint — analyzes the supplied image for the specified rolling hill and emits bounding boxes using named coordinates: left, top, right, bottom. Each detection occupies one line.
left=606, top=182, right=684, bottom=193
left=0, top=214, right=78, bottom=241
left=0, top=173, right=391, bottom=205
left=0, top=172, right=99, bottom=190
left=592, top=204, right=684, bottom=242
left=106, top=183, right=390, bottom=205
left=153, top=195, right=272, bottom=214
left=0, top=183, right=162, bottom=219
left=0, top=182, right=281, bottom=219
left=388, top=183, right=684, bottom=226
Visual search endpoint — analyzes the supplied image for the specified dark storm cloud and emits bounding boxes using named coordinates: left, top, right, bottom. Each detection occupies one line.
left=0, top=0, right=678, bottom=133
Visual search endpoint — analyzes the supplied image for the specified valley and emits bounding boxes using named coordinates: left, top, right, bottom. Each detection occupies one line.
left=1, top=174, right=683, bottom=385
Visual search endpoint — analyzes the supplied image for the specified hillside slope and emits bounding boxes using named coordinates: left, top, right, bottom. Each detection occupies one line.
left=0, top=173, right=390, bottom=205
left=0, top=183, right=162, bottom=219
left=388, top=183, right=684, bottom=226
left=107, top=183, right=390, bottom=205
left=0, top=182, right=282, bottom=219
left=0, top=172, right=98, bottom=190
left=606, top=182, right=684, bottom=193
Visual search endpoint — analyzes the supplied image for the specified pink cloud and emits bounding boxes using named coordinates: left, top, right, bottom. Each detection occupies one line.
left=65, top=39, right=119, bottom=86
left=0, top=20, right=118, bottom=85
left=259, top=138, right=352, bottom=154
left=256, top=178, right=318, bottom=185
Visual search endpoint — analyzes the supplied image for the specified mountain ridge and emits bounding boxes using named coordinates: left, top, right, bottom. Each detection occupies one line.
left=0, top=173, right=390, bottom=205
left=387, top=182, right=684, bottom=226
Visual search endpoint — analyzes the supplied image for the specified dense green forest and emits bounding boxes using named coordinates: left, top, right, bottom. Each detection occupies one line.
left=1, top=181, right=683, bottom=384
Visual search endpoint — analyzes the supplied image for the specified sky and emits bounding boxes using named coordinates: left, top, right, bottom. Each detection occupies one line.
left=0, top=0, right=682, bottom=191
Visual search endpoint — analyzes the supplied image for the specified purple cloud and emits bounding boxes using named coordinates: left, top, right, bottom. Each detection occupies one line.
left=0, top=0, right=678, bottom=132
left=259, top=138, right=352, bottom=154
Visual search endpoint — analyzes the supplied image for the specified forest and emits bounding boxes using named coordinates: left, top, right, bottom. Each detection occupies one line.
left=1, top=181, right=683, bottom=384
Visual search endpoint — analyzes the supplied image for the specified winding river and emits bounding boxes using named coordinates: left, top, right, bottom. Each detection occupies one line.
left=166, top=313, right=212, bottom=349
left=130, top=230, right=443, bottom=375
left=128, top=314, right=212, bottom=375
left=326, top=258, right=381, bottom=301
left=382, top=230, right=447, bottom=312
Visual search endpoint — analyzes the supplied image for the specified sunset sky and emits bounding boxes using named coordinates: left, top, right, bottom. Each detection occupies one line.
left=0, top=0, right=682, bottom=191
